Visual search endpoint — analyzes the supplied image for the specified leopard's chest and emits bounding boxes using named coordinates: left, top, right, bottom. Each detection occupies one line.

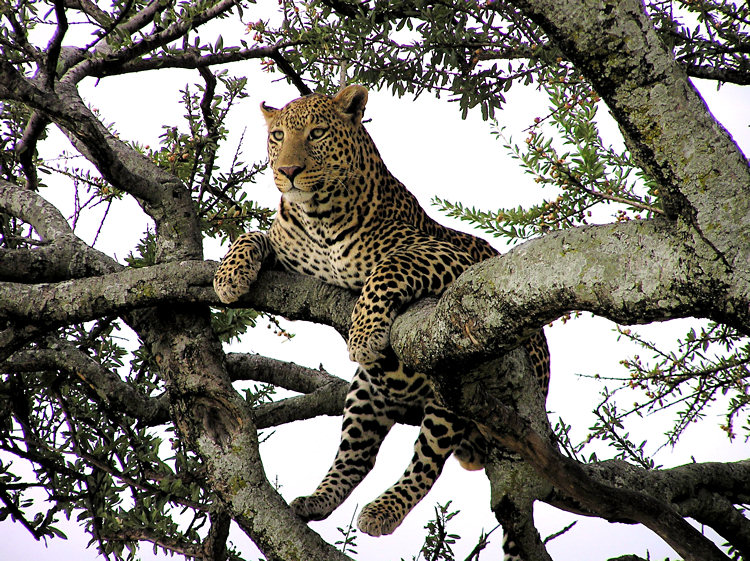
left=270, top=213, right=379, bottom=290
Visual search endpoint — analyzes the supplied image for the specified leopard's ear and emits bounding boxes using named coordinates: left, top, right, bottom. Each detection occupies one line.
left=333, top=85, right=368, bottom=124
left=260, top=101, right=279, bottom=127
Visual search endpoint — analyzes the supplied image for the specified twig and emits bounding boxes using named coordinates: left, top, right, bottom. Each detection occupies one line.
left=542, top=520, right=577, bottom=544
left=270, top=49, right=313, bottom=95
left=45, top=0, right=69, bottom=90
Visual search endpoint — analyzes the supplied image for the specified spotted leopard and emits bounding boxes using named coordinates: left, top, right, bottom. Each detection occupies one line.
left=213, top=85, right=550, bottom=544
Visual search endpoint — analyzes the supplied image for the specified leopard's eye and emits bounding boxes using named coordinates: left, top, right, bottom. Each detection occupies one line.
left=270, top=130, right=284, bottom=141
left=309, top=127, right=328, bottom=140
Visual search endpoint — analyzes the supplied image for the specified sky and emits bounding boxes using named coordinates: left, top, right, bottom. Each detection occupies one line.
left=2, top=11, right=750, bottom=561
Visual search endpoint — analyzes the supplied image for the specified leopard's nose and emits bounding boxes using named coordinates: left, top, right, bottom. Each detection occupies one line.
left=278, top=165, right=304, bottom=180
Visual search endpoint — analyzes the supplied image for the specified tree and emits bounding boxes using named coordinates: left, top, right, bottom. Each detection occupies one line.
left=0, top=0, right=748, bottom=560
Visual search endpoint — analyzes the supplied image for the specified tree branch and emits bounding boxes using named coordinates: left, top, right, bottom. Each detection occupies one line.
left=679, top=491, right=750, bottom=557
left=45, top=0, right=68, bottom=90
left=462, top=387, right=728, bottom=560
left=254, top=382, right=349, bottom=430
left=391, top=219, right=750, bottom=374
left=507, top=0, right=750, bottom=271
left=226, top=352, right=346, bottom=394
left=64, top=0, right=243, bottom=83
left=15, top=111, right=49, bottom=191
left=87, top=43, right=303, bottom=78
left=543, top=458, right=750, bottom=557
left=685, top=63, right=750, bottom=85
left=0, top=259, right=215, bottom=325
left=132, top=305, right=354, bottom=561
left=2, top=340, right=169, bottom=426
left=269, top=50, right=313, bottom=96
left=0, top=180, right=119, bottom=281
left=0, top=63, right=201, bottom=261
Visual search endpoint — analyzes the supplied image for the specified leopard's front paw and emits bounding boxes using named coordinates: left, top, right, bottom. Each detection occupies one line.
left=213, top=260, right=261, bottom=304
left=347, top=325, right=389, bottom=366
left=357, top=501, right=403, bottom=537
left=290, top=494, right=334, bottom=522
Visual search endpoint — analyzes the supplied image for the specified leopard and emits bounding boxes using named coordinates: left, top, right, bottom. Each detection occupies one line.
left=213, top=85, right=551, bottom=548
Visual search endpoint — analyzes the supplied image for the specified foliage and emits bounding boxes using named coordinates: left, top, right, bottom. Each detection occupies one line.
left=433, top=65, right=662, bottom=243
left=334, top=507, right=360, bottom=556
left=407, top=501, right=460, bottom=561
left=0, top=318, right=245, bottom=560
left=616, top=322, right=750, bottom=444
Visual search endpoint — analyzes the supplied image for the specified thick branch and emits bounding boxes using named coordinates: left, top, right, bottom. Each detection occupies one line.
left=226, top=352, right=345, bottom=394
left=254, top=383, right=348, bottom=430
left=231, top=269, right=358, bottom=339
left=545, top=458, right=750, bottom=557
left=133, top=306, right=353, bottom=561
left=0, top=179, right=73, bottom=240
left=0, top=260, right=215, bottom=325
left=391, top=219, right=750, bottom=373
left=507, top=0, right=750, bottom=272
left=465, top=393, right=727, bottom=560
left=226, top=352, right=350, bottom=428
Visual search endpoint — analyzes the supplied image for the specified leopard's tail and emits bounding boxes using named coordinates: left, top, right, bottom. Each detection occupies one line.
left=496, top=498, right=553, bottom=561
left=501, top=530, right=523, bottom=561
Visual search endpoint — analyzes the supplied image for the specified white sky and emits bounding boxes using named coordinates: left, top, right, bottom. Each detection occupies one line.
left=2, top=12, right=750, bottom=561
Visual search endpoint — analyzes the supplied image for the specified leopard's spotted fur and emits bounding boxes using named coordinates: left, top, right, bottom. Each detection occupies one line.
left=213, top=85, right=551, bottom=542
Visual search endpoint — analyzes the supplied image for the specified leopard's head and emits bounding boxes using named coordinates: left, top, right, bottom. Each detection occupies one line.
left=260, top=85, right=369, bottom=205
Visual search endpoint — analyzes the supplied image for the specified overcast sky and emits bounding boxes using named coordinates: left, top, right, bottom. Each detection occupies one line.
left=2, top=18, right=749, bottom=561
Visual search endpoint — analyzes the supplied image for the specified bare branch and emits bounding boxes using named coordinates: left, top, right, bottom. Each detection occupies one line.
left=45, top=0, right=69, bottom=90
left=15, top=112, right=49, bottom=191
left=88, top=44, right=297, bottom=78
left=685, top=63, right=750, bottom=85
left=62, top=0, right=113, bottom=27
left=225, top=352, right=351, bottom=428
left=195, top=66, right=219, bottom=196
left=226, top=352, right=345, bottom=394
left=270, top=50, right=314, bottom=96
left=254, top=382, right=348, bottom=429
left=202, top=509, right=231, bottom=561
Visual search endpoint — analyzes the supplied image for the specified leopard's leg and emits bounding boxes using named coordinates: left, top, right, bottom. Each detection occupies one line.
left=213, top=231, right=275, bottom=303
left=290, top=367, right=406, bottom=521
left=357, top=401, right=465, bottom=537
left=348, top=239, right=475, bottom=366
